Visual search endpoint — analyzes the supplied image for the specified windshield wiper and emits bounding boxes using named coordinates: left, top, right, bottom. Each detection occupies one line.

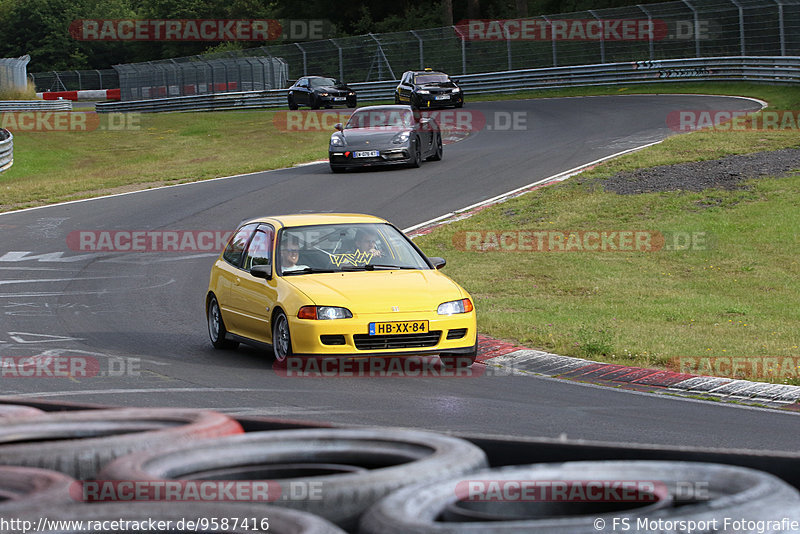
left=282, top=267, right=337, bottom=275
left=339, top=264, right=416, bottom=271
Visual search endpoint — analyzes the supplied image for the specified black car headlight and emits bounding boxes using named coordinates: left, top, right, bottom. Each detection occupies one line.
left=416, top=89, right=430, bottom=95
left=452, top=88, right=461, bottom=93
left=392, top=131, right=411, bottom=144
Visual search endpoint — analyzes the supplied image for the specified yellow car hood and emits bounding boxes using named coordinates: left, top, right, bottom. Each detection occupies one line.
left=283, top=269, right=464, bottom=314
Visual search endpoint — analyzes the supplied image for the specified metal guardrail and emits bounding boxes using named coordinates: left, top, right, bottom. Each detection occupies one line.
left=0, top=100, right=73, bottom=111
left=0, top=129, right=13, bottom=173
left=96, top=56, right=799, bottom=113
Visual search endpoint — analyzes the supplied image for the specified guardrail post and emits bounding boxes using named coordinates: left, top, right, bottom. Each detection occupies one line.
left=502, top=22, right=513, bottom=70
left=588, top=10, right=606, bottom=63
left=774, top=0, right=786, bottom=56
left=453, top=26, right=467, bottom=74
left=542, top=16, right=557, bottom=67
left=637, top=5, right=655, bottom=60
left=728, top=0, right=747, bottom=56
left=75, top=70, right=82, bottom=91
left=410, top=30, right=424, bottom=70
left=681, top=0, right=702, bottom=57
left=330, top=39, right=344, bottom=81
left=294, top=43, right=308, bottom=77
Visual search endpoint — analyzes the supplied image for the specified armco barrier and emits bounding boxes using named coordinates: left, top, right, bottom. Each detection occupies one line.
left=36, top=89, right=121, bottom=101
left=0, top=100, right=73, bottom=112
left=0, top=129, right=12, bottom=173
left=95, top=56, right=800, bottom=113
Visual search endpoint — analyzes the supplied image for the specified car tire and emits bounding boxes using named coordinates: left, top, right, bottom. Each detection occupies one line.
left=4, top=502, right=346, bottom=534
left=310, top=96, right=320, bottom=110
left=427, top=133, right=443, bottom=161
left=360, top=460, right=800, bottom=533
left=208, top=294, right=239, bottom=350
left=288, top=96, right=299, bottom=110
left=0, top=408, right=244, bottom=480
left=455, top=99, right=464, bottom=108
left=0, top=404, right=45, bottom=419
left=272, top=310, right=294, bottom=364
left=347, top=97, right=357, bottom=108
left=0, top=466, right=76, bottom=513
left=409, top=137, right=422, bottom=168
left=439, top=340, right=477, bottom=369
left=97, top=428, right=489, bottom=531
left=394, top=93, right=401, bottom=104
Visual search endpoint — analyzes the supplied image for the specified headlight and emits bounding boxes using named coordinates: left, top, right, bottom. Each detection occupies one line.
left=416, top=89, right=430, bottom=94
left=452, top=87, right=461, bottom=93
left=298, top=306, right=353, bottom=320
left=330, top=135, right=345, bottom=147
left=348, top=92, right=355, bottom=96
left=437, top=298, right=474, bottom=315
left=391, top=131, right=410, bottom=144
left=319, top=92, right=329, bottom=97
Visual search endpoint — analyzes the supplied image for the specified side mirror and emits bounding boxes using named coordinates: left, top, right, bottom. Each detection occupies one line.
left=334, top=123, right=344, bottom=132
left=429, top=257, right=446, bottom=270
left=250, top=264, right=272, bottom=280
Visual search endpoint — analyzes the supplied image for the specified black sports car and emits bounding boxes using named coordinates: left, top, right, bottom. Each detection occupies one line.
left=395, top=69, right=464, bottom=109
left=288, top=76, right=357, bottom=110
left=328, top=105, right=443, bottom=173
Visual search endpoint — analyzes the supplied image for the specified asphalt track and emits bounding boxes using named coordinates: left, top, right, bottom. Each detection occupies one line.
left=2, top=95, right=798, bottom=451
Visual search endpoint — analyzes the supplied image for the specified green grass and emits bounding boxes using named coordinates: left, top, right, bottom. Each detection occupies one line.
left=1, top=81, right=798, bottom=212
left=414, top=120, right=800, bottom=384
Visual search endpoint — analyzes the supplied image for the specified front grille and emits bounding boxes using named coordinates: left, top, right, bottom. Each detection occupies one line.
left=354, top=331, right=442, bottom=350
left=446, top=328, right=467, bottom=340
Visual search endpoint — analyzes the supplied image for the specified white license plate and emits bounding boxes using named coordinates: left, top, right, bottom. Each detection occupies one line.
left=334, top=97, right=346, bottom=101
left=434, top=95, right=449, bottom=100
left=354, top=150, right=379, bottom=158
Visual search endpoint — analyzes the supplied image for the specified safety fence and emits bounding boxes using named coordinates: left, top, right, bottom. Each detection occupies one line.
left=95, top=56, right=799, bottom=113
left=0, top=55, right=30, bottom=92
left=0, top=100, right=73, bottom=112
left=28, top=69, right=118, bottom=93
left=0, top=129, right=13, bottom=173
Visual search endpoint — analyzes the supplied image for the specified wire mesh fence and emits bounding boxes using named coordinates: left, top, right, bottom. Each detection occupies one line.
left=0, top=55, right=30, bottom=92
left=27, top=0, right=800, bottom=100
left=28, top=70, right=118, bottom=93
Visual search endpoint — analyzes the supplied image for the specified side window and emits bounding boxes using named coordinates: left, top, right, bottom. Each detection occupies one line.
left=222, top=223, right=258, bottom=267
left=243, top=226, right=274, bottom=272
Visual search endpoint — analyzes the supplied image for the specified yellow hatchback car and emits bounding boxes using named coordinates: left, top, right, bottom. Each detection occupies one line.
left=206, top=214, right=477, bottom=367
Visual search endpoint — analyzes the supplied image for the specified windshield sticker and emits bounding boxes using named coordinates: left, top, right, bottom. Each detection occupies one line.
left=328, top=250, right=374, bottom=267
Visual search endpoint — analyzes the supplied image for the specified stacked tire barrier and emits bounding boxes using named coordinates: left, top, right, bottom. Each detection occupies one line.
left=0, top=402, right=799, bottom=533
left=0, top=128, right=12, bottom=173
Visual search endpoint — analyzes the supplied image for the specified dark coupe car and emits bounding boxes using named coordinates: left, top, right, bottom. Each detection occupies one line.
left=329, top=105, right=442, bottom=173
left=288, top=76, right=357, bottom=110
left=395, top=69, right=463, bottom=109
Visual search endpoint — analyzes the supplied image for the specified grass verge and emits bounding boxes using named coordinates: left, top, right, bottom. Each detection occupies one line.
left=0, top=81, right=796, bottom=212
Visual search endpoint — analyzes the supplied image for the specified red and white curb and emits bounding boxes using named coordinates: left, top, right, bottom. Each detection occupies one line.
left=36, top=89, right=121, bottom=101
left=475, top=337, right=800, bottom=406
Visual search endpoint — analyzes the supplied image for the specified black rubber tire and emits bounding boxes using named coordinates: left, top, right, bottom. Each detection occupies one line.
left=272, top=310, right=293, bottom=363
left=408, top=137, right=422, bottom=168
left=0, top=408, right=243, bottom=480
left=288, top=96, right=299, bottom=110
left=394, top=93, right=401, bottom=104
left=97, top=428, right=488, bottom=531
left=427, top=133, right=443, bottom=161
left=0, top=404, right=45, bottom=419
left=0, top=466, right=76, bottom=513
left=310, top=96, right=320, bottom=110
left=3, top=502, right=346, bottom=534
left=360, top=460, right=800, bottom=533
left=347, top=97, right=357, bottom=108
left=207, top=294, right=239, bottom=350
left=455, top=100, right=464, bottom=108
